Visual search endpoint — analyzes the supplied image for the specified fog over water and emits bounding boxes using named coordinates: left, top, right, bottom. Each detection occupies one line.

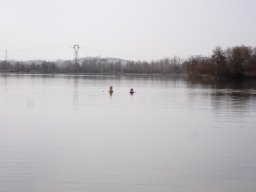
left=0, top=74, right=256, bottom=192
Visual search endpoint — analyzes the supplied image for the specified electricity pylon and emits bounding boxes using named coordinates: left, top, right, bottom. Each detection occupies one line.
left=73, top=44, right=80, bottom=64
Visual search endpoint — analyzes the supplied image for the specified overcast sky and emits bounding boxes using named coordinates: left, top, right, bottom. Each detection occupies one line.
left=0, top=0, right=255, bottom=61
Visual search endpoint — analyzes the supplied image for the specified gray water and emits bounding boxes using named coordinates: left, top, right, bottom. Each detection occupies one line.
left=0, top=74, right=256, bottom=192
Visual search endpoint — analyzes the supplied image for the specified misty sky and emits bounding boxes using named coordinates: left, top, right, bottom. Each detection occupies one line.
left=0, top=0, right=256, bottom=61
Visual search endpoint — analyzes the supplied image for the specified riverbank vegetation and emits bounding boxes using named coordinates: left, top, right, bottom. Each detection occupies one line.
left=184, top=45, right=256, bottom=79
left=1, top=45, right=256, bottom=79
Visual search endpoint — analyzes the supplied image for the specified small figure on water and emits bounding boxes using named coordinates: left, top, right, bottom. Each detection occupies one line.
left=108, top=86, right=113, bottom=95
left=130, top=88, right=135, bottom=94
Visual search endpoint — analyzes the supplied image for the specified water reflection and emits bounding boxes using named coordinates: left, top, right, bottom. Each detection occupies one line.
left=185, top=77, right=256, bottom=90
left=0, top=74, right=8, bottom=103
left=184, top=77, right=256, bottom=128
left=73, top=77, right=79, bottom=110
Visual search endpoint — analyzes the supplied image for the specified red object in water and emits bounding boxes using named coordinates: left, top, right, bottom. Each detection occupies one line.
left=130, top=88, right=134, bottom=94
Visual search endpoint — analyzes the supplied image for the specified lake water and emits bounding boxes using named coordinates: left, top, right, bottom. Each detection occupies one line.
left=0, top=74, right=256, bottom=192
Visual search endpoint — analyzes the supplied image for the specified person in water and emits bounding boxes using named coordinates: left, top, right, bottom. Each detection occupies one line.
left=109, top=86, right=113, bottom=93
left=130, top=88, right=134, bottom=94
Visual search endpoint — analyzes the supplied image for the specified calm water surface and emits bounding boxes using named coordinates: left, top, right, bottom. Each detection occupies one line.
left=0, top=74, right=256, bottom=192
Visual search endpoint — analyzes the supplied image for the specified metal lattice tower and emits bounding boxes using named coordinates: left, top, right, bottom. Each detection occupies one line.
left=73, top=44, right=80, bottom=64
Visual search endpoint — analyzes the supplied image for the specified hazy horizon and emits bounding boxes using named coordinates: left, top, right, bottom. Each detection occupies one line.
left=1, top=0, right=256, bottom=61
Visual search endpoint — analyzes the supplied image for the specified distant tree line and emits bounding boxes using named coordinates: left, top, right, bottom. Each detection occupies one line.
left=0, top=57, right=183, bottom=74
left=184, top=45, right=256, bottom=78
left=1, top=45, right=256, bottom=79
